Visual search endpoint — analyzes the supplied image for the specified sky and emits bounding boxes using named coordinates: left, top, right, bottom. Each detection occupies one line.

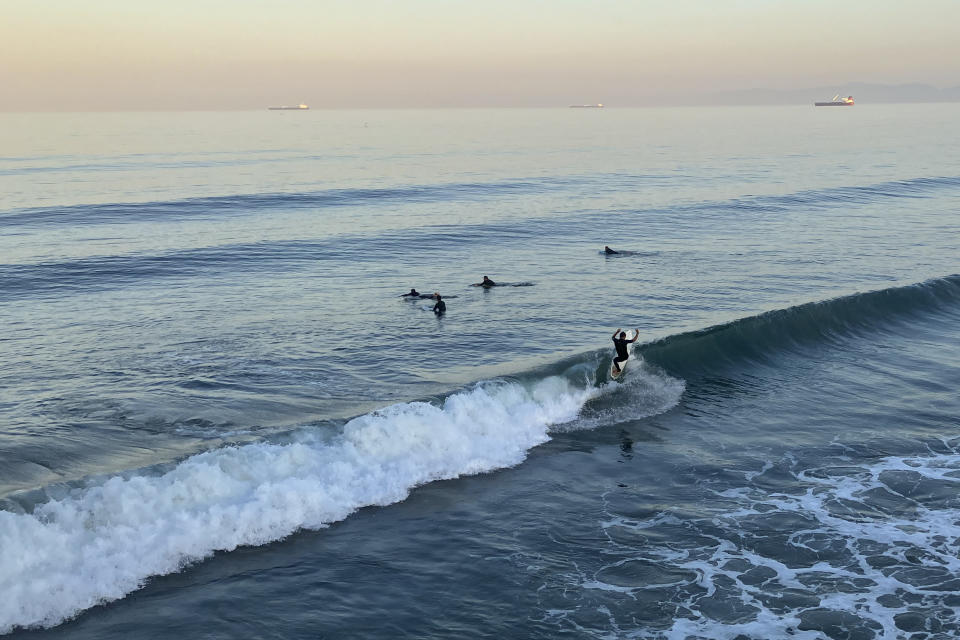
left=2, top=0, right=958, bottom=110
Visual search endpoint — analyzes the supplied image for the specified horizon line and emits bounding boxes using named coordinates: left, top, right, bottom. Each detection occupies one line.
left=4, top=100, right=960, bottom=114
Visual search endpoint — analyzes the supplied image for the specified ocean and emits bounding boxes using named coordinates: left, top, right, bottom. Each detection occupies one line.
left=1, top=105, right=959, bottom=639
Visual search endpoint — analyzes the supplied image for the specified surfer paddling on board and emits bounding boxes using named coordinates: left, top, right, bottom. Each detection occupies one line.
left=611, top=328, right=639, bottom=374
left=401, top=288, right=421, bottom=297
left=477, top=276, right=496, bottom=288
left=604, top=246, right=619, bottom=255
left=433, top=294, right=446, bottom=315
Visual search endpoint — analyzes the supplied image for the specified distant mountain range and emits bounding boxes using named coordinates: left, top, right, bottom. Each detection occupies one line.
left=702, top=82, right=960, bottom=105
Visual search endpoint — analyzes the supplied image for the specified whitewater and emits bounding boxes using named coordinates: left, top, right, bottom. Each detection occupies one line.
left=2, top=358, right=688, bottom=632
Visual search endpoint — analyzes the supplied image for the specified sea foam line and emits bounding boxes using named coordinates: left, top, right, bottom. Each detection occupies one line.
left=598, top=450, right=960, bottom=639
left=0, top=376, right=596, bottom=633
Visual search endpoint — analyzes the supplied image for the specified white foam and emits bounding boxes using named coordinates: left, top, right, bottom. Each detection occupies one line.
left=561, top=355, right=686, bottom=431
left=0, top=375, right=601, bottom=633
left=596, top=450, right=960, bottom=639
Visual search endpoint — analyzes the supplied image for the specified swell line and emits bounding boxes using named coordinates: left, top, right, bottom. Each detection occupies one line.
left=640, top=274, right=960, bottom=377
left=3, top=174, right=957, bottom=229
left=0, top=177, right=581, bottom=227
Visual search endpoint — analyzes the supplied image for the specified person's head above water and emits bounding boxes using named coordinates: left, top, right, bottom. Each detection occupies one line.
left=435, top=294, right=442, bottom=300
left=409, top=288, right=419, bottom=295
left=483, top=276, right=493, bottom=282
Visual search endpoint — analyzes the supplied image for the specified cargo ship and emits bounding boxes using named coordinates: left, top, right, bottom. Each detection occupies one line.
left=815, top=95, right=854, bottom=106
left=268, top=103, right=309, bottom=110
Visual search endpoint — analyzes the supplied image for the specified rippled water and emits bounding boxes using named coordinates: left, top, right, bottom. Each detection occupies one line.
left=2, top=105, right=959, bottom=639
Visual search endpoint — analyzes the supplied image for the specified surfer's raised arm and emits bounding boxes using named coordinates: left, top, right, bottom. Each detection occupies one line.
left=612, top=328, right=621, bottom=339
left=628, top=329, right=640, bottom=343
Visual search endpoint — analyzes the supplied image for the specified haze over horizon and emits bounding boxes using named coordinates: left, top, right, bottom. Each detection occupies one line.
left=3, top=0, right=959, bottom=111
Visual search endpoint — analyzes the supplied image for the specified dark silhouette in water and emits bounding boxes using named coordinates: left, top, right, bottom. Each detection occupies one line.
left=471, top=276, right=534, bottom=288
left=401, top=289, right=456, bottom=300
left=611, top=328, right=639, bottom=374
left=601, top=248, right=651, bottom=257
left=433, top=294, right=446, bottom=315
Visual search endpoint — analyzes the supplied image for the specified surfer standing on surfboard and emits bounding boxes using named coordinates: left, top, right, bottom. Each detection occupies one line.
left=611, top=328, right=639, bottom=374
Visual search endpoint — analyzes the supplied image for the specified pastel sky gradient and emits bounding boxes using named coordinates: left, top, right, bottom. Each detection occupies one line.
left=3, top=0, right=958, bottom=110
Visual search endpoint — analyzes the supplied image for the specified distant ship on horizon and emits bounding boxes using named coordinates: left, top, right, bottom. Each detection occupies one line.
left=569, top=103, right=604, bottom=108
left=268, top=103, right=309, bottom=110
left=815, top=95, right=854, bottom=107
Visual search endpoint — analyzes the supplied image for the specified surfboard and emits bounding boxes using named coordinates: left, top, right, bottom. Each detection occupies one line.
left=610, top=330, right=637, bottom=380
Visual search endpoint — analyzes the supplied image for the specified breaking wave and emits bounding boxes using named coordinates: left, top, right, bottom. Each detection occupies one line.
left=0, top=367, right=682, bottom=634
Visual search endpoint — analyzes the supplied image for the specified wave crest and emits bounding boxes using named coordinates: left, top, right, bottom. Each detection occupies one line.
left=0, top=371, right=665, bottom=633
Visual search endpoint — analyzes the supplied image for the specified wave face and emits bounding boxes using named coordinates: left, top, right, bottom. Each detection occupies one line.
left=0, top=368, right=683, bottom=633
left=640, top=274, right=960, bottom=377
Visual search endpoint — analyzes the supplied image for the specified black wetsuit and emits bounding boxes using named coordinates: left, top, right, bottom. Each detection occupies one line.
left=481, top=279, right=496, bottom=288
left=613, top=337, right=630, bottom=367
left=433, top=299, right=446, bottom=314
